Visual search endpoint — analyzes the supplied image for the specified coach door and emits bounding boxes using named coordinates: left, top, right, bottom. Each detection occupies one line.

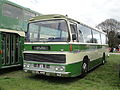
left=2, top=33, right=20, bottom=66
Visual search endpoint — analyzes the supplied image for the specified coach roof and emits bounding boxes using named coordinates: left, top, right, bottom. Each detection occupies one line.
left=29, top=14, right=80, bottom=23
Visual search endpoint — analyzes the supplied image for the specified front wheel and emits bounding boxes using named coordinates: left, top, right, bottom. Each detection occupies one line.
left=82, top=62, right=88, bottom=73
left=81, top=58, right=89, bottom=77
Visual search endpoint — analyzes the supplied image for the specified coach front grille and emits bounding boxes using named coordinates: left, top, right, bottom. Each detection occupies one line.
left=24, top=53, right=66, bottom=63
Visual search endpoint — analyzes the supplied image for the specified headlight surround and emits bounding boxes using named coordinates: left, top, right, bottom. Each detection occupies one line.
left=55, top=66, right=65, bottom=72
left=26, top=64, right=30, bottom=68
left=55, top=67, right=59, bottom=71
left=60, top=67, right=64, bottom=71
left=24, top=63, right=31, bottom=68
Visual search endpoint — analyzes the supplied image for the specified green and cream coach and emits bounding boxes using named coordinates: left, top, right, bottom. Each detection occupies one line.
left=23, top=14, right=108, bottom=77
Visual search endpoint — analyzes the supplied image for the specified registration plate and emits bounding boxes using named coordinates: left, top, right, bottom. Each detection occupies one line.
left=32, top=46, right=50, bottom=50
left=34, top=64, right=50, bottom=69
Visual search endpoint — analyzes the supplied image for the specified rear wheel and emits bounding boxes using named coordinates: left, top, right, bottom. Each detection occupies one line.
left=102, top=53, right=106, bottom=65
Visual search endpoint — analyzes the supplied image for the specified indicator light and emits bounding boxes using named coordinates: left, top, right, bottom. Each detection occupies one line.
left=69, top=44, right=72, bottom=51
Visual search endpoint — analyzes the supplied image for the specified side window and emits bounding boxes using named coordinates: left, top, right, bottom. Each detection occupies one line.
left=77, top=24, right=84, bottom=42
left=79, top=25, right=92, bottom=43
left=92, top=30, right=101, bottom=44
left=101, top=33, right=107, bottom=44
left=2, top=4, right=23, bottom=19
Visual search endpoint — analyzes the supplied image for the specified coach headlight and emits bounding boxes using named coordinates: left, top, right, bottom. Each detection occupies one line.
left=55, top=66, right=65, bottom=72
left=59, top=66, right=65, bottom=71
left=55, top=67, right=59, bottom=71
left=23, top=63, right=28, bottom=68
left=60, top=66, right=65, bottom=71
left=26, top=64, right=30, bottom=68
left=23, top=64, right=26, bottom=68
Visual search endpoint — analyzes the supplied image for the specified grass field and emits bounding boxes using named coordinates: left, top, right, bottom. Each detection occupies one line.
left=0, top=55, right=120, bottom=90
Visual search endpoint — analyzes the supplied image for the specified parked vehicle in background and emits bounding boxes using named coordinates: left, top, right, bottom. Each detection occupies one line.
left=0, top=0, right=40, bottom=70
left=23, top=14, right=109, bottom=77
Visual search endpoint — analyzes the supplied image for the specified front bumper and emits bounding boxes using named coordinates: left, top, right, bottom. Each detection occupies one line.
left=24, top=68, right=70, bottom=77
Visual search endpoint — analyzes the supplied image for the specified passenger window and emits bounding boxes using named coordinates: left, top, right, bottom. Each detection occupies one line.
left=78, top=30, right=84, bottom=42
left=92, top=30, right=101, bottom=44
left=79, top=24, right=92, bottom=43
left=77, top=24, right=84, bottom=42
left=101, top=33, right=107, bottom=44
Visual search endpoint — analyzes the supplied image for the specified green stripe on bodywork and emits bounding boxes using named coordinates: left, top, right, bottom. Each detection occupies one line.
left=24, top=60, right=83, bottom=77
left=24, top=44, right=70, bottom=51
left=89, top=58, right=103, bottom=70
left=65, top=57, right=105, bottom=77
left=24, top=44, right=107, bottom=52
left=24, top=56, right=107, bottom=77
left=65, top=61, right=83, bottom=77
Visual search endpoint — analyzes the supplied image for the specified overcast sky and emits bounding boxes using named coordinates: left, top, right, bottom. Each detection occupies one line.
left=9, top=0, right=120, bottom=27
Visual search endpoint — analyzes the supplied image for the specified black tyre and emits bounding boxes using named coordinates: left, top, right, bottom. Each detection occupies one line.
left=81, top=56, right=89, bottom=77
left=102, top=53, right=106, bottom=65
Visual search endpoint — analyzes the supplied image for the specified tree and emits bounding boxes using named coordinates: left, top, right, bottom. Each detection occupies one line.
left=96, top=19, right=120, bottom=47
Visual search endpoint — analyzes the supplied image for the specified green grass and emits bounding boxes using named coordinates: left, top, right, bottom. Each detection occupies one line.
left=0, top=55, right=120, bottom=90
